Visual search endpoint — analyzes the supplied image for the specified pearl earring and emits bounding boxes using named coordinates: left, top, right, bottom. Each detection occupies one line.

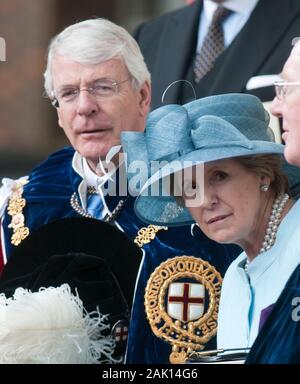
left=260, top=184, right=269, bottom=192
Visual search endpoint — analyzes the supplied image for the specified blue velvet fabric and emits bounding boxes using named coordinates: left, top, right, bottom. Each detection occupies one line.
left=2, top=147, right=241, bottom=363
left=2, top=147, right=144, bottom=258
left=3, top=147, right=79, bottom=258
left=246, top=263, right=300, bottom=364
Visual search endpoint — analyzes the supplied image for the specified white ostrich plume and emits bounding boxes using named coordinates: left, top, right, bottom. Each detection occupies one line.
left=0, top=284, right=116, bottom=364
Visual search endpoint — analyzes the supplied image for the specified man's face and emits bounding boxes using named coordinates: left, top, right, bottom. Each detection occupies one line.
left=270, top=44, right=300, bottom=167
left=51, top=55, right=151, bottom=171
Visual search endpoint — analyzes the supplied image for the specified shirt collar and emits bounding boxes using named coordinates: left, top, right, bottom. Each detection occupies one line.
left=72, top=148, right=124, bottom=209
left=72, top=147, right=124, bottom=190
left=82, top=157, right=99, bottom=188
left=203, top=0, right=259, bottom=20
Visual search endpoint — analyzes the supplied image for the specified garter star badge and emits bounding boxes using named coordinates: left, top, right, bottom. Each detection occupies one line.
left=144, top=256, right=222, bottom=364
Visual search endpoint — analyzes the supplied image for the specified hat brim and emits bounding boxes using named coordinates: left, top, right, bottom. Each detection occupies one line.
left=133, top=142, right=300, bottom=226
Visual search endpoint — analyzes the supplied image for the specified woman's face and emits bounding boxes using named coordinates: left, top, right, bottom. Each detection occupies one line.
left=180, top=159, right=269, bottom=247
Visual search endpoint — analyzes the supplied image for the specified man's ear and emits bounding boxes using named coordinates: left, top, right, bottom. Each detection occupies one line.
left=57, top=113, right=63, bottom=129
left=138, top=80, right=151, bottom=117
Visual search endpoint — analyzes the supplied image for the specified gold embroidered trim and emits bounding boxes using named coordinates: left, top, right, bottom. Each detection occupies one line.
left=134, top=225, right=168, bottom=247
left=7, top=179, right=29, bottom=246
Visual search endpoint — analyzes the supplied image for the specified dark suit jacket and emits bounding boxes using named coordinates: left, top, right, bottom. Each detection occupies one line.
left=134, top=0, right=300, bottom=109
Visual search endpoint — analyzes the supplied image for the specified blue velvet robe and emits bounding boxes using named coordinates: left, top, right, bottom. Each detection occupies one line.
left=1, top=147, right=241, bottom=363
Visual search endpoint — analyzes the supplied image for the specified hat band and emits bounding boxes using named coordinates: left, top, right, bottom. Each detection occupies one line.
left=154, top=140, right=253, bottom=164
left=155, top=148, right=192, bottom=163
left=195, top=140, right=254, bottom=151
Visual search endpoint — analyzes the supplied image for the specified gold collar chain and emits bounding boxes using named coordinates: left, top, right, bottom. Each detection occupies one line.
left=73, top=187, right=168, bottom=246
left=8, top=179, right=30, bottom=246
left=70, top=191, right=128, bottom=224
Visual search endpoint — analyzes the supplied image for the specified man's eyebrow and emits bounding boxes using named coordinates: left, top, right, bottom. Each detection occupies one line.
left=56, top=83, right=77, bottom=92
left=56, top=78, right=109, bottom=91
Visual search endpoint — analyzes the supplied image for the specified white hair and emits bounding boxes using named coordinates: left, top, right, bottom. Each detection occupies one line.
left=44, top=18, right=151, bottom=97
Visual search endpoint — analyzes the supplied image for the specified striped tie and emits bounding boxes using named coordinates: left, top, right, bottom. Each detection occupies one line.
left=194, top=6, right=232, bottom=83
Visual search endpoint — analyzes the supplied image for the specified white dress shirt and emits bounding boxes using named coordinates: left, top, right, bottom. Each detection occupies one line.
left=196, top=0, right=259, bottom=52
left=72, top=149, right=124, bottom=220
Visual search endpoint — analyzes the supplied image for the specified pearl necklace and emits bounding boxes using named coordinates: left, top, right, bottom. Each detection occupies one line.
left=244, top=193, right=289, bottom=273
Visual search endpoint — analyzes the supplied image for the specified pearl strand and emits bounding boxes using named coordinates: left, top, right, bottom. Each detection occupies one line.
left=259, top=193, right=289, bottom=253
left=244, top=193, right=289, bottom=273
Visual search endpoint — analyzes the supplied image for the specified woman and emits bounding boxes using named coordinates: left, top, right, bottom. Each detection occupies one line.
left=121, top=93, right=300, bottom=362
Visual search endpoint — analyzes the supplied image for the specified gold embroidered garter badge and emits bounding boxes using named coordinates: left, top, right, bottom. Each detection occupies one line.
left=144, top=255, right=222, bottom=364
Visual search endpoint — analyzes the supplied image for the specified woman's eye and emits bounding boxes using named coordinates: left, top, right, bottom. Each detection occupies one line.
left=213, top=171, right=228, bottom=182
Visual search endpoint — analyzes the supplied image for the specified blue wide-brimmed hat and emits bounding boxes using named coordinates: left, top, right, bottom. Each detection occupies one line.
left=121, top=93, right=300, bottom=226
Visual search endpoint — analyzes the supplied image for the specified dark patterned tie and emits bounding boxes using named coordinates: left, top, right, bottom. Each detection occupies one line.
left=194, top=6, right=232, bottom=83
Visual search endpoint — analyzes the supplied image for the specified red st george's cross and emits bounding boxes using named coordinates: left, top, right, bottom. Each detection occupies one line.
left=114, top=324, right=128, bottom=342
left=168, top=282, right=204, bottom=322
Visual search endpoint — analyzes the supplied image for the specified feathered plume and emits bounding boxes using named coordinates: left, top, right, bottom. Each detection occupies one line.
left=0, top=284, right=117, bottom=364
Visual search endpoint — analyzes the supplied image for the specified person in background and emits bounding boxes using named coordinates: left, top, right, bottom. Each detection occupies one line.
left=0, top=18, right=239, bottom=363
left=134, top=0, right=300, bottom=110
left=243, top=37, right=300, bottom=364
left=271, top=38, right=300, bottom=168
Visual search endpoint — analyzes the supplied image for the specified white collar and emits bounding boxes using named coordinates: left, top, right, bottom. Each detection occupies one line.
left=82, top=157, right=99, bottom=188
left=72, top=147, right=124, bottom=189
left=72, top=148, right=124, bottom=209
left=203, top=0, right=259, bottom=19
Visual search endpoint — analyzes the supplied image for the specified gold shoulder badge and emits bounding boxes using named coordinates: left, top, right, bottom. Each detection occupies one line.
left=7, top=179, right=29, bottom=246
left=144, top=255, right=222, bottom=364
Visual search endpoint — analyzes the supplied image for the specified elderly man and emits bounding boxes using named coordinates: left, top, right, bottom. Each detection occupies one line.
left=243, top=39, right=300, bottom=365
left=271, top=40, right=300, bottom=167
left=0, top=18, right=239, bottom=363
left=0, top=18, right=150, bottom=261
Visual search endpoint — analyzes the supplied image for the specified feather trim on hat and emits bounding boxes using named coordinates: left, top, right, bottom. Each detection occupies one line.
left=0, top=284, right=117, bottom=364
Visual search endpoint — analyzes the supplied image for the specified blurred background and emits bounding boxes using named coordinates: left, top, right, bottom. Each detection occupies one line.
left=0, top=0, right=188, bottom=178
